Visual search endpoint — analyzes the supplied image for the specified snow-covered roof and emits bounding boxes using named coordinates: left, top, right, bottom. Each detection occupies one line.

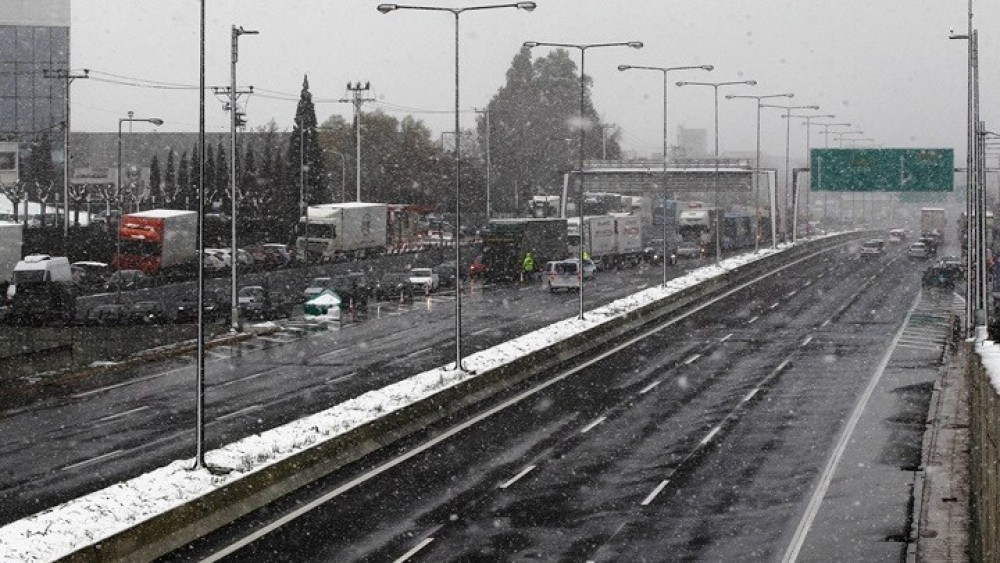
left=128, top=209, right=196, bottom=219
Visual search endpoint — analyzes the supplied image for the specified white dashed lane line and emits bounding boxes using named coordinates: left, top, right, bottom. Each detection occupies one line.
left=641, top=479, right=670, bottom=506
left=720, top=333, right=733, bottom=343
left=499, top=465, right=537, bottom=489
left=684, top=354, right=701, bottom=365
left=640, top=381, right=661, bottom=394
left=393, top=537, right=435, bottom=563
left=580, top=416, right=607, bottom=434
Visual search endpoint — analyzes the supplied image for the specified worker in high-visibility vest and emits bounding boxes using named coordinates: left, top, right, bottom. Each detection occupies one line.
left=522, top=251, right=534, bottom=282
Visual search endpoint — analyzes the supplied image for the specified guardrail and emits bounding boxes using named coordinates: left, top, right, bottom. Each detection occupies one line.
left=19, top=232, right=870, bottom=562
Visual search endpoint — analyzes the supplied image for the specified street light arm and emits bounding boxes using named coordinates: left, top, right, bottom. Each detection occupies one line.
left=619, top=64, right=712, bottom=73
left=525, top=40, right=643, bottom=51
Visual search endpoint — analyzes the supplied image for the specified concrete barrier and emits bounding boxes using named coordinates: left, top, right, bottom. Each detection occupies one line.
left=967, top=342, right=1000, bottom=562
left=60, top=233, right=866, bottom=562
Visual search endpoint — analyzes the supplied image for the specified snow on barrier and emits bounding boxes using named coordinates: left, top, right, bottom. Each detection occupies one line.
left=968, top=339, right=1000, bottom=561
left=0, top=232, right=866, bottom=562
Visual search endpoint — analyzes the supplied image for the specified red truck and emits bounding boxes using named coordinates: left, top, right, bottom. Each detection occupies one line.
left=112, top=210, right=198, bottom=276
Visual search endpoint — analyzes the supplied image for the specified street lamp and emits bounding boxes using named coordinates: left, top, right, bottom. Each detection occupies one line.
left=115, top=114, right=163, bottom=303
left=618, top=62, right=713, bottom=283
left=783, top=113, right=834, bottom=239
left=760, top=103, right=820, bottom=240
left=523, top=40, right=644, bottom=320
left=676, top=79, right=757, bottom=261
left=229, top=25, right=258, bottom=333
left=726, top=92, right=795, bottom=250
left=378, top=1, right=536, bottom=371
left=331, top=151, right=347, bottom=202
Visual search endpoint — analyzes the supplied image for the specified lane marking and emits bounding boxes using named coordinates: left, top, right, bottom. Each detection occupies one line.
left=97, top=405, right=150, bottom=423
left=748, top=316, right=759, bottom=324
left=61, top=449, right=124, bottom=472
left=314, top=348, right=345, bottom=361
left=214, top=404, right=263, bottom=423
left=720, top=333, right=733, bottom=343
left=640, top=381, right=661, bottom=394
left=201, top=240, right=855, bottom=562
left=580, top=416, right=607, bottom=434
left=800, top=336, right=813, bottom=347
left=70, top=372, right=166, bottom=399
left=684, top=354, right=701, bottom=365
left=741, top=389, right=759, bottom=404
left=781, top=290, right=921, bottom=563
left=401, top=349, right=431, bottom=360
left=641, top=479, right=670, bottom=506
left=821, top=319, right=831, bottom=328
left=499, top=465, right=537, bottom=489
left=326, top=374, right=355, bottom=385
left=787, top=290, right=798, bottom=298
left=470, top=327, right=493, bottom=337
left=769, top=302, right=780, bottom=310
left=699, top=426, right=722, bottom=446
left=216, top=367, right=278, bottom=388
left=393, top=537, right=435, bottom=563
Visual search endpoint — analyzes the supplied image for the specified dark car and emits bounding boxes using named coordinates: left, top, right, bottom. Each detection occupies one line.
left=85, top=303, right=126, bottom=326
left=175, top=289, right=226, bottom=323
left=238, top=285, right=292, bottom=320
left=329, top=272, right=371, bottom=309
left=71, top=261, right=110, bottom=290
left=433, top=261, right=458, bottom=288
left=374, top=272, right=415, bottom=303
left=128, top=300, right=167, bottom=324
left=104, top=269, right=151, bottom=292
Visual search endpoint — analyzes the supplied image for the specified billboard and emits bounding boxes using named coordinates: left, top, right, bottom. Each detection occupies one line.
left=810, top=148, right=954, bottom=192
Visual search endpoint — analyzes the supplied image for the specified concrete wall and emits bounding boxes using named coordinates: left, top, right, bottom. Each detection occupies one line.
left=967, top=347, right=1000, bottom=562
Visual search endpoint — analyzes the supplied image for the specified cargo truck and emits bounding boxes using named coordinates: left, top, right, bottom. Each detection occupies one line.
left=480, top=218, right=568, bottom=282
left=920, top=208, right=946, bottom=243
left=297, top=202, right=389, bottom=262
left=8, top=254, right=75, bottom=325
left=0, top=221, right=22, bottom=293
left=113, top=209, right=198, bottom=276
left=568, top=214, right=644, bottom=268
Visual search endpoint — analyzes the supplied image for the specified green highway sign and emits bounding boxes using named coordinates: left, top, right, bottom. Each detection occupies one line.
left=810, top=148, right=954, bottom=192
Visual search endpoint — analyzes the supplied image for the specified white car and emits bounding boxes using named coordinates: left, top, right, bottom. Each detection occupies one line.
left=566, top=258, right=597, bottom=279
left=408, top=267, right=440, bottom=292
left=543, top=260, right=581, bottom=293
left=204, top=248, right=232, bottom=268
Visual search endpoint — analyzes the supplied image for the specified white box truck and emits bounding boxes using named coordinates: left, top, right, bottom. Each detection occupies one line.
left=567, top=215, right=616, bottom=264
left=611, top=213, right=644, bottom=265
left=0, top=221, right=23, bottom=287
left=114, top=210, right=198, bottom=275
left=297, top=202, right=388, bottom=261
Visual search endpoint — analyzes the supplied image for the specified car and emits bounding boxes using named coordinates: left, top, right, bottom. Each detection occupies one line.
left=246, top=243, right=293, bottom=269
left=104, top=269, right=151, bottom=292
left=374, top=272, right=415, bottom=303
left=71, top=261, right=110, bottom=289
left=566, top=257, right=597, bottom=280
left=888, top=228, right=907, bottom=244
left=923, top=264, right=961, bottom=289
left=469, top=254, right=487, bottom=280
left=238, top=285, right=292, bottom=320
left=860, top=239, right=885, bottom=255
left=676, top=241, right=702, bottom=259
left=543, top=260, right=581, bottom=293
left=84, top=303, right=126, bottom=326
left=433, top=261, right=458, bottom=288
left=908, top=242, right=930, bottom=260
left=328, top=272, right=372, bottom=309
left=940, top=255, right=962, bottom=270
left=408, top=267, right=440, bottom=293
left=202, top=251, right=226, bottom=274
left=127, top=300, right=167, bottom=324
left=174, top=289, right=226, bottom=323
left=304, top=277, right=333, bottom=301
left=204, top=248, right=232, bottom=268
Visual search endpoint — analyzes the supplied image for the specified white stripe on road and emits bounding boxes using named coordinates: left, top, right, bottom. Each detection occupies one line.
left=71, top=372, right=166, bottom=399
left=214, top=404, right=263, bottom=423
left=640, top=381, right=661, bottom=394
left=821, top=319, right=831, bottom=328
left=499, top=465, right=537, bottom=489
left=470, top=327, right=493, bottom=337
left=61, top=449, right=124, bottom=471
left=748, top=316, right=759, bottom=324
left=393, top=537, right=435, bottom=563
left=97, top=405, right=150, bottom=423
left=769, top=302, right=781, bottom=310
left=699, top=426, right=722, bottom=446
left=326, top=373, right=355, bottom=385
left=800, top=336, right=813, bottom=347
left=684, top=354, right=701, bottom=365
left=781, top=290, right=921, bottom=563
left=580, top=416, right=607, bottom=434
left=741, top=388, right=759, bottom=404
left=720, top=333, right=733, bottom=343
left=641, top=479, right=670, bottom=506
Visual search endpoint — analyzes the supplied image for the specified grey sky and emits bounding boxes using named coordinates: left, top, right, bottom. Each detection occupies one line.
left=72, top=0, right=997, bottom=162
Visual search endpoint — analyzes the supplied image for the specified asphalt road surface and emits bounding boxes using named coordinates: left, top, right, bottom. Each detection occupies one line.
left=162, top=242, right=936, bottom=561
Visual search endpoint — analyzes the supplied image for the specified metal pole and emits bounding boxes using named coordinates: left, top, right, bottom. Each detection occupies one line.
left=116, top=118, right=123, bottom=301
left=195, top=0, right=206, bottom=470
left=63, top=77, right=70, bottom=236
left=784, top=111, right=791, bottom=241
left=485, top=108, right=492, bottom=220
left=453, top=12, right=465, bottom=368
left=229, top=26, right=239, bottom=332
left=355, top=93, right=362, bottom=202
left=578, top=47, right=586, bottom=319
left=713, top=85, right=721, bottom=262
left=662, top=70, right=668, bottom=284
left=754, top=99, right=761, bottom=252
left=301, top=125, right=307, bottom=264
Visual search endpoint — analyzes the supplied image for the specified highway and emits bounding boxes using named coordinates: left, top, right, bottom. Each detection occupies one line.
left=161, top=241, right=941, bottom=561
left=0, top=247, right=719, bottom=526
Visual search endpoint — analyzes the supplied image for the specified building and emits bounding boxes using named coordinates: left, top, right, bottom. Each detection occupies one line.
left=0, top=0, right=70, bottom=142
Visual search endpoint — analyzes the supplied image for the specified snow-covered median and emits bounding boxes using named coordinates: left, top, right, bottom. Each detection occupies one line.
left=0, top=237, right=843, bottom=562
left=975, top=340, right=1000, bottom=396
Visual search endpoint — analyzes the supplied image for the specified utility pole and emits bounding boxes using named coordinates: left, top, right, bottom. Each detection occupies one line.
left=475, top=107, right=492, bottom=219
left=340, top=82, right=375, bottom=202
left=43, top=68, right=89, bottom=238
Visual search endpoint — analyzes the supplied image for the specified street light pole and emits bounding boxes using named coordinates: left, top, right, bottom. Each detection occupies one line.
left=726, top=93, right=795, bottom=251
left=784, top=113, right=834, bottom=239
left=116, top=115, right=164, bottom=296
left=229, top=25, right=258, bottom=332
left=475, top=107, right=493, bottom=220
left=676, top=80, right=757, bottom=261
left=761, top=103, right=820, bottom=241
left=618, top=63, right=713, bottom=284
left=524, top=40, right=644, bottom=320
left=811, top=121, right=851, bottom=221
left=378, top=1, right=536, bottom=371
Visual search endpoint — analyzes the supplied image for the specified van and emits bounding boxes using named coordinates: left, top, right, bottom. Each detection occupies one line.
left=543, top=260, right=581, bottom=293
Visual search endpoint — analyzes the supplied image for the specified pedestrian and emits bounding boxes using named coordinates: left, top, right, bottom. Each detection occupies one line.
left=522, top=251, right=534, bottom=283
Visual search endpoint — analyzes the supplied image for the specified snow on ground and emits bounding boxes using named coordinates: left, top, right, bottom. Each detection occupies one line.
left=0, top=196, right=93, bottom=226
left=0, top=235, right=843, bottom=562
left=975, top=340, right=1000, bottom=395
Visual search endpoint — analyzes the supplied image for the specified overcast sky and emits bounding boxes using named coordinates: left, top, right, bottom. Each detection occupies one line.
left=71, top=0, right=997, bottom=162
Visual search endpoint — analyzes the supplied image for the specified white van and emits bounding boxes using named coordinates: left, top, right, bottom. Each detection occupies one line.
left=8, top=255, right=73, bottom=299
left=543, top=260, right=581, bottom=293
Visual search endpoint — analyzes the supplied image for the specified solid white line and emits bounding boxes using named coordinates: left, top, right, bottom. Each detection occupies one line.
left=684, top=354, right=701, bottom=365
left=800, top=336, right=813, bottom=347
left=97, top=405, right=150, bottom=422
left=214, top=404, right=263, bottom=423
left=202, top=241, right=852, bottom=562
left=781, top=290, right=921, bottom=563
left=742, top=389, right=759, bottom=404
left=580, top=416, right=607, bottom=434
left=720, top=333, right=733, bottom=343
left=61, top=449, right=124, bottom=472
left=392, top=537, right=435, bottom=563
left=325, top=374, right=355, bottom=385
left=470, top=327, right=493, bottom=336
left=748, top=316, right=759, bottom=324
left=699, top=426, right=722, bottom=446
left=314, top=348, right=345, bottom=361
left=499, top=465, right=537, bottom=489
left=401, top=349, right=431, bottom=360
left=641, top=479, right=670, bottom=506
left=640, top=381, right=661, bottom=394
left=71, top=372, right=165, bottom=399
left=821, top=319, right=831, bottom=328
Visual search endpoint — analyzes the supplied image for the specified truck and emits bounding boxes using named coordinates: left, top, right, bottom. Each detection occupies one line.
left=8, top=254, right=76, bottom=325
left=113, top=209, right=198, bottom=276
left=0, top=221, right=23, bottom=292
left=527, top=195, right=561, bottom=218
left=920, top=208, right=947, bottom=244
left=297, top=202, right=388, bottom=262
left=480, top=218, right=568, bottom=282
left=567, top=215, right=615, bottom=264
left=678, top=207, right=720, bottom=254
